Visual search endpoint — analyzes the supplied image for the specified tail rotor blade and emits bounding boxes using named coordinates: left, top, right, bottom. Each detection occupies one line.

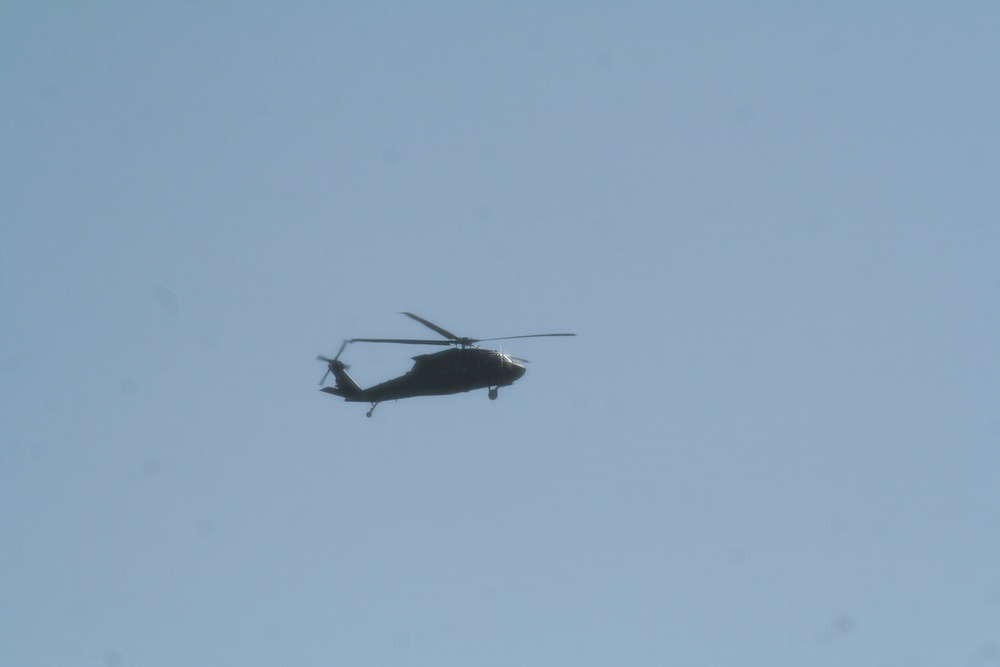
left=317, top=340, right=351, bottom=385
left=317, top=356, right=334, bottom=385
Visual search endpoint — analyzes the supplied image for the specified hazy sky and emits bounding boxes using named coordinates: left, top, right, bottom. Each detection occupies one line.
left=2, top=3, right=998, bottom=666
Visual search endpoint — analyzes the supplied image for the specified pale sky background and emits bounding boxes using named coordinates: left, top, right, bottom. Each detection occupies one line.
left=2, top=3, right=999, bottom=666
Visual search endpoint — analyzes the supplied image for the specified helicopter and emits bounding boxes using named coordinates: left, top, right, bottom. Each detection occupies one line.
left=317, top=312, right=575, bottom=417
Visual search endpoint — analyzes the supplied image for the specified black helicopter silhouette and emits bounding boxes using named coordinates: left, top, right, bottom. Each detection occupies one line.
left=318, top=312, right=575, bottom=417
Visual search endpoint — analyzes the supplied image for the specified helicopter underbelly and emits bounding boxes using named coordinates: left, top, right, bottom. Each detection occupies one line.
left=357, top=367, right=519, bottom=402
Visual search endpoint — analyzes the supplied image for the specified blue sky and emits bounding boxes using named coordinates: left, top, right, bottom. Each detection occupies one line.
left=2, top=3, right=999, bottom=666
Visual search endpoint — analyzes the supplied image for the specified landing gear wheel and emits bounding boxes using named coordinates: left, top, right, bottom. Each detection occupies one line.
left=488, top=388, right=498, bottom=400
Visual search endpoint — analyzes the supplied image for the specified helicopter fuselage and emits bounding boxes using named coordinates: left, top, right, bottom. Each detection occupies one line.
left=322, top=347, right=525, bottom=404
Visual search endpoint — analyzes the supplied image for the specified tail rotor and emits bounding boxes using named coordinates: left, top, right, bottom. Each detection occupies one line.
left=317, top=340, right=349, bottom=385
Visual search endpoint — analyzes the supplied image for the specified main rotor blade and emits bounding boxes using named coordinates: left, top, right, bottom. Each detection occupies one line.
left=349, top=337, right=453, bottom=346
left=477, top=333, right=577, bottom=342
left=400, top=312, right=462, bottom=341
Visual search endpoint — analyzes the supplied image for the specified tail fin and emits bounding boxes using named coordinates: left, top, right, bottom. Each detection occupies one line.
left=321, top=360, right=362, bottom=398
